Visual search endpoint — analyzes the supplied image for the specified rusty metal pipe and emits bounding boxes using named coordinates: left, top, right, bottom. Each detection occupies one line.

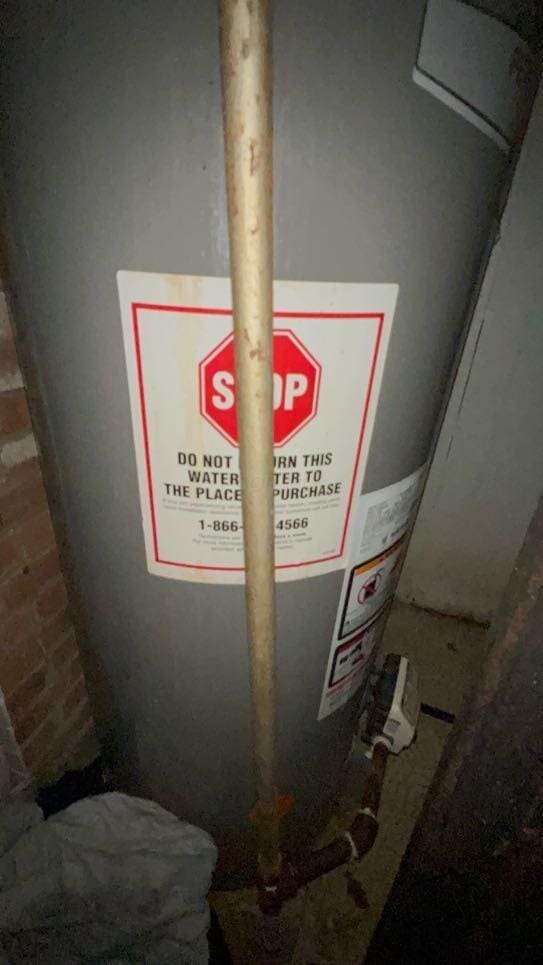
left=218, top=0, right=280, bottom=883
left=260, top=741, right=390, bottom=911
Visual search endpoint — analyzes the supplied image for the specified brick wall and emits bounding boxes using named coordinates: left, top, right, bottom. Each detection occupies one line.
left=0, top=285, right=94, bottom=783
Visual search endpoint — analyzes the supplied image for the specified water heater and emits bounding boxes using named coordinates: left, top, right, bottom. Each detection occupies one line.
left=0, top=1, right=535, bottom=869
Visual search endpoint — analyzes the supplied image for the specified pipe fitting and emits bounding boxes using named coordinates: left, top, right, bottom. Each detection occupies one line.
left=258, top=741, right=389, bottom=913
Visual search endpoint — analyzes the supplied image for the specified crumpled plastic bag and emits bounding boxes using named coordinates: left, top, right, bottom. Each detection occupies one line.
left=0, top=792, right=217, bottom=963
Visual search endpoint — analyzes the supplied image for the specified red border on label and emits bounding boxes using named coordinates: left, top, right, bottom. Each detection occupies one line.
left=131, top=302, right=384, bottom=572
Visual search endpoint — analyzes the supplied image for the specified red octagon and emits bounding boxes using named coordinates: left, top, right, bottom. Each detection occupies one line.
left=199, top=329, right=321, bottom=447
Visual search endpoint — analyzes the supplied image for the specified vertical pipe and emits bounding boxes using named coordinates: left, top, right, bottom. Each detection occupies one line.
left=218, top=1, right=280, bottom=881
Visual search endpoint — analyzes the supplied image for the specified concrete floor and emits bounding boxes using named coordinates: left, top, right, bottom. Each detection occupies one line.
left=211, top=600, right=490, bottom=963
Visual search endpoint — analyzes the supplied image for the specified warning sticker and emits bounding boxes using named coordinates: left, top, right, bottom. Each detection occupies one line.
left=118, top=272, right=398, bottom=584
left=339, top=536, right=406, bottom=639
left=322, top=607, right=388, bottom=718
left=318, top=465, right=425, bottom=719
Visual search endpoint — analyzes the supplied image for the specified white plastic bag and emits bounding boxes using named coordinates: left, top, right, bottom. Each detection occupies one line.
left=0, top=792, right=217, bottom=963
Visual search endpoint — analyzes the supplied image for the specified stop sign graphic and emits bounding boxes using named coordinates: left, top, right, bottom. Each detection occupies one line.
left=199, top=329, right=321, bottom=447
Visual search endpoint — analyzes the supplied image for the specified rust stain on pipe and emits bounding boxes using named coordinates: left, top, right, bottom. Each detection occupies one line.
left=259, top=742, right=390, bottom=912
left=218, top=0, right=280, bottom=884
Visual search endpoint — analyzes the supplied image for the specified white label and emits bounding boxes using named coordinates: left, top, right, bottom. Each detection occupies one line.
left=118, top=272, right=397, bottom=584
left=318, top=465, right=425, bottom=719
left=340, top=536, right=406, bottom=639
left=354, top=464, right=425, bottom=562
left=320, top=607, right=388, bottom=719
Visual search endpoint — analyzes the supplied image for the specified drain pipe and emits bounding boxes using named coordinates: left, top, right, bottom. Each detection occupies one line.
left=260, top=740, right=391, bottom=912
left=218, top=0, right=281, bottom=886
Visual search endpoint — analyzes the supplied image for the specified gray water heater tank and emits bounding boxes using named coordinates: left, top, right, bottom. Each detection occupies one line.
left=0, top=1, right=533, bottom=866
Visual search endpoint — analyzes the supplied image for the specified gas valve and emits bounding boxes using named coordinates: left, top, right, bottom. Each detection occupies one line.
left=364, top=654, right=420, bottom=754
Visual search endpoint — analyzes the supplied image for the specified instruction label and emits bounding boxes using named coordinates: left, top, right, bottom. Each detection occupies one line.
left=323, top=606, right=389, bottom=717
left=118, top=272, right=398, bottom=583
left=318, top=465, right=425, bottom=719
left=339, top=536, right=406, bottom=639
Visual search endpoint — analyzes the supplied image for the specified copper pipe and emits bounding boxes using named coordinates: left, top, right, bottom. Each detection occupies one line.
left=260, top=741, right=390, bottom=911
left=218, top=0, right=280, bottom=884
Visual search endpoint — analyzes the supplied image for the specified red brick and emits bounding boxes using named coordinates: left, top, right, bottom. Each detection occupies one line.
left=49, top=630, right=79, bottom=671
left=0, top=533, right=19, bottom=575
left=47, top=657, right=82, bottom=704
left=59, top=654, right=83, bottom=691
left=8, top=667, right=51, bottom=743
left=1, top=605, right=40, bottom=647
left=0, top=389, right=30, bottom=436
left=29, top=742, right=68, bottom=780
left=8, top=665, right=47, bottom=716
left=21, top=717, right=59, bottom=771
left=0, top=566, right=40, bottom=612
left=35, top=654, right=80, bottom=713
left=0, top=457, right=41, bottom=497
left=35, top=576, right=67, bottom=621
left=0, top=353, right=93, bottom=780
left=0, top=550, right=59, bottom=614
left=63, top=700, right=93, bottom=738
left=18, top=510, right=54, bottom=559
left=55, top=712, right=94, bottom=767
left=38, top=608, right=72, bottom=652
left=12, top=695, right=53, bottom=744
left=24, top=704, right=93, bottom=778
left=0, top=478, right=46, bottom=530
left=62, top=676, right=87, bottom=719
left=0, top=338, right=20, bottom=379
left=28, top=546, right=60, bottom=585
left=10, top=654, right=80, bottom=740
left=1, top=637, right=45, bottom=696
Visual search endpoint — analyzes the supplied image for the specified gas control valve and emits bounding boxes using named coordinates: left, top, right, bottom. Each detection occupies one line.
left=365, top=654, right=420, bottom=754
